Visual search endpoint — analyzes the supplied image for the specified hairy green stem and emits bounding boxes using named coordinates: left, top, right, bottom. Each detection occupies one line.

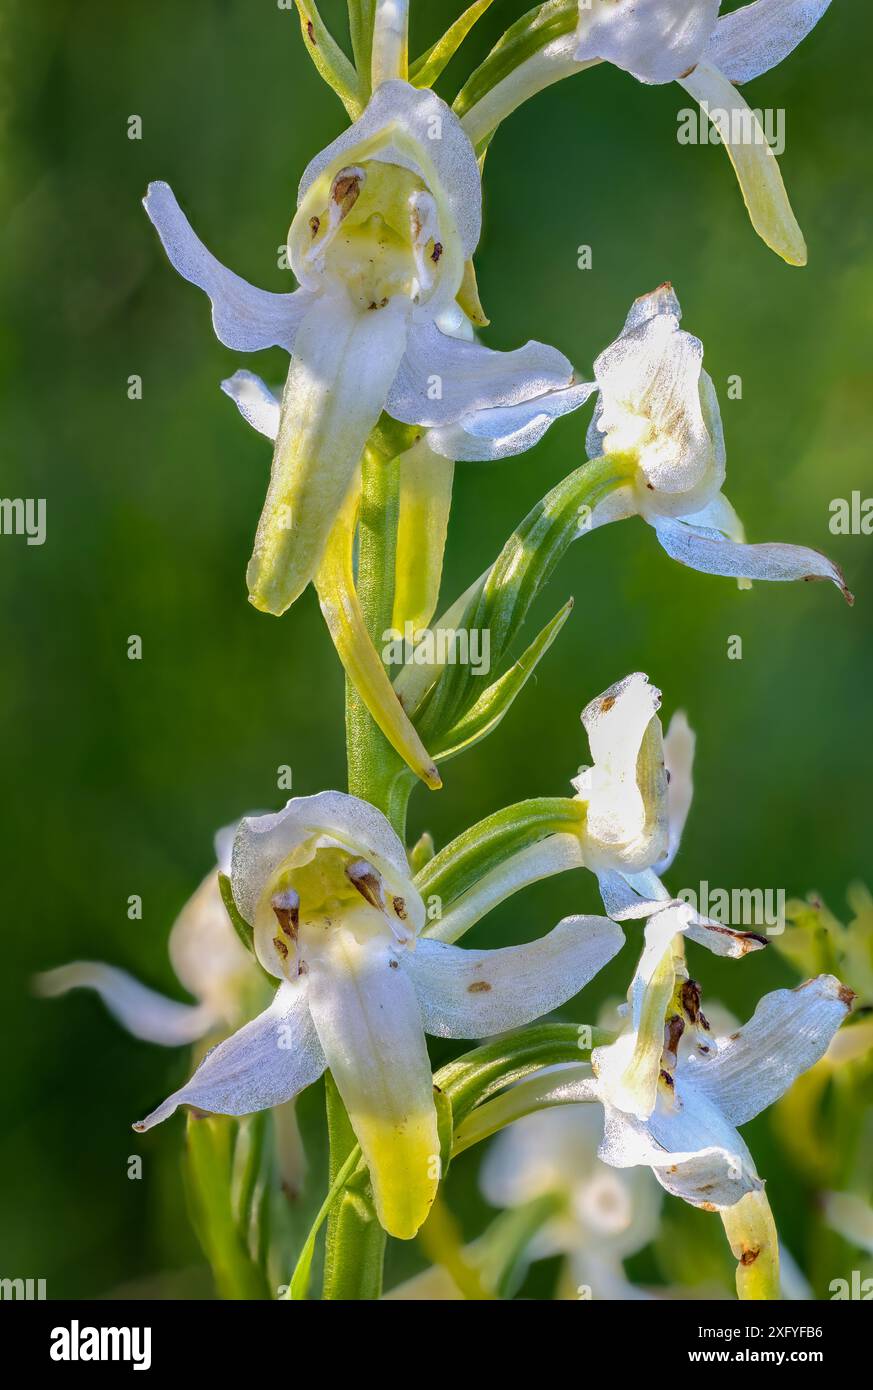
left=344, top=443, right=414, bottom=839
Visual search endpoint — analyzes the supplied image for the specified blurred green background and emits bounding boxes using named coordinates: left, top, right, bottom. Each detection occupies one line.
left=1, top=0, right=871, bottom=1298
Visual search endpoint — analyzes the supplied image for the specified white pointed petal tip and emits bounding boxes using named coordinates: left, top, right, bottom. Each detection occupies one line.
left=221, top=371, right=280, bottom=441
left=686, top=974, right=854, bottom=1127
left=653, top=516, right=853, bottom=604
left=142, top=181, right=309, bottom=352
left=132, top=981, right=325, bottom=1132
left=35, top=962, right=217, bottom=1047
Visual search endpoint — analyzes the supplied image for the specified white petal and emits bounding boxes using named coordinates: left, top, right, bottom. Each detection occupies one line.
left=822, top=1191, right=873, bottom=1257
left=407, top=915, right=624, bottom=1040
left=596, top=868, right=672, bottom=921
left=598, top=1079, right=761, bottom=1209
left=231, top=792, right=422, bottom=932
left=306, top=928, right=439, bottom=1240
left=652, top=513, right=852, bottom=600
left=682, top=911, right=769, bottom=958
left=576, top=672, right=669, bottom=873
left=247, top=291, right=410, bottom=615
left=684, top=975, right=854, bottom=1126
left=592, top=300, right=717, bottom=509
left=654, top=710, right=696, bottom=874
left=143, top=181, right=312, bottom=352
left=574, top=0, right=720, bottom=85
left=426, top=380, right=596, bottom=463
left=35, top=962, right=217, bottom=1046
left=221, top=370, right=280, bottom=440
left=706, top=0, right=832, bottom=84
left=133, top=981, right=326, bottom=1129
left=167, top=870, right=254, bottom=1019
left=387, top=319, right=576, bottom=428
left=679, top=62, right=807, bottom=265
left=297, top=79, right=482, bottom=260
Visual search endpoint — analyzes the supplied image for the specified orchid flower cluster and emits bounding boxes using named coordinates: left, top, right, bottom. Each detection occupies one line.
left=40, top=1, right=861, bottom=1301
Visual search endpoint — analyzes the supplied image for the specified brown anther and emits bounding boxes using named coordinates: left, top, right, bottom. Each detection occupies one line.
left=306, top=21, right=316, bottom=45
left=431, top=242, right=443, bottom=263
left=332, top=172, right=361, bottom=215
left=600, top=695, right=616, bottom=713
left=393, top=896, right=407, bottom=921
left=309, top=215, right=320, bottom=238
left=346, top=859, right=384, bottom=910
left=273, top=936, right=289, bottom=961
left=680, top=978, right=702, bottom=1024
left=272, top=892, right=299, bottom=940
left=664, top=1013, right=685, bottom=1059
left=659, top=1069, right=675, bottom=1089
left=468, top=980, right=492, bottom=994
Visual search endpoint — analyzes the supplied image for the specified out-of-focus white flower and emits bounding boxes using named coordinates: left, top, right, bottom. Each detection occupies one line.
left=133, top=791, right=624, bottom=1240
left=481, top=1105, right=662, bottom=1298
left=35, top=823, right=256, bottom=1045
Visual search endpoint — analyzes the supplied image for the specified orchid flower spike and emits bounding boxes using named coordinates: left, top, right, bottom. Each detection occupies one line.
left=35, top=823, right=258, bottom=1045
left=463, top=1, right=833, bottom=264
left=582, top=286, right=850, bottom=598
left=133, top=792, right=625, bottom=1240
left=144, top=80, right=581, bottom=618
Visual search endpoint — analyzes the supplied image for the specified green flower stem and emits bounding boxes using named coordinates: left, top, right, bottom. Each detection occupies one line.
left=323, top=434, right=415, bottom=1299
left=344, top=439, right=415, bottom=840
left=320, top=1075, right=385, bottom=1300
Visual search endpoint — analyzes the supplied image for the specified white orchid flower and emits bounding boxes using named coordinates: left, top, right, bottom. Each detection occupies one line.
left=480, top=1104, right=662, bottom=1299
left=510, top=975, right=852, bottom=1217
left=132, top=791, right=625, bottom=1240
left=587, top=285, right=850, bottom=595
left=144, top=80, right=579, bottom=619
left=574, top=673, right=772, bottom=1120
left=35, top=823, right=258, bottom=1045
left=463, top=1, right=833, bottom=264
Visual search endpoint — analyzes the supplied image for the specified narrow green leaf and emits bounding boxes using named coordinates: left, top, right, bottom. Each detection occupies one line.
left=183, top=1113, right=271, bottom=1300
left=453, top=0, right=577, bottom=121
left=409, top=830, right=436, bottom=874
left=410, top=0, right=496, bottom=89
left=218, top=872, right=254, bottom=955
left=285, top=1143, right=364, bottom=1300
left=414, top=796, right=585, bottom=913
left=434, top=1022, right=600, bottom=1129
left=432, top=598, right=574, bottom=762
left=348, top=0, right=377, bottom=101
left=414, top=454, right=629, bottom=741
left=434, top=1083, right=454, bottom=1182
left=294, top=0, right=364, bottom=119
